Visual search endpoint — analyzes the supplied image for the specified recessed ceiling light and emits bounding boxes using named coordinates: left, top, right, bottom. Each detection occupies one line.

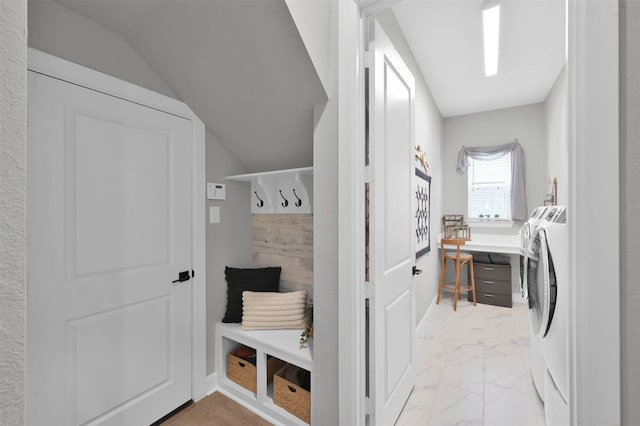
left=483, top=2, right=501, bottom=76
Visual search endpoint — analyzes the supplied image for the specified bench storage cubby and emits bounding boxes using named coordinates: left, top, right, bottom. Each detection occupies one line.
left=216, top=323, right=312, bottom=425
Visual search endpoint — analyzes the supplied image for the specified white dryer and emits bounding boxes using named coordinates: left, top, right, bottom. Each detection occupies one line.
left=520, top=206, right=551, bottom=400
left=527, top=206, right=569, bottom=425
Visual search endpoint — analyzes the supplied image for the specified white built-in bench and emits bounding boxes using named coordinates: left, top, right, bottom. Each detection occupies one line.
left=215, top=323, right=312, bottom=425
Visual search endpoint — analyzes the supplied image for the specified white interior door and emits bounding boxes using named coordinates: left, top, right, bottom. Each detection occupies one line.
left=367, top=18, right=416, bottom=426
left=27, top=70, right=193, bottom=425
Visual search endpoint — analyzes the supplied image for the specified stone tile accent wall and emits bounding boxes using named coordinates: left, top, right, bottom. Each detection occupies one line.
left=252, top=214, right=313, bottom=299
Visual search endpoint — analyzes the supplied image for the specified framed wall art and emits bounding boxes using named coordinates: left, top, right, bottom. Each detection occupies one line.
left=415, top=168, right=431, bottom=258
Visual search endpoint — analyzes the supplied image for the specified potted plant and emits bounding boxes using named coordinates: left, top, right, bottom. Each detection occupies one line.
left=299, top=303, right=313, bottom=348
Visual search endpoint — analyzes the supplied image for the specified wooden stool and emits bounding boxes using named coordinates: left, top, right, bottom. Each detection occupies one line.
left=437, top=238, right=477, bottom=311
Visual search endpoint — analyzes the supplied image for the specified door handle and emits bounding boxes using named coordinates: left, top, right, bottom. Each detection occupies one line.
left=172, top=271, right=191, bottom=284
left=412, top=266, right=422, bottom=276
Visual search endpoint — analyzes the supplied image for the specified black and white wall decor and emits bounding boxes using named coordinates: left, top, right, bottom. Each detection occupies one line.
left=415, top=168, right=431, bottom=258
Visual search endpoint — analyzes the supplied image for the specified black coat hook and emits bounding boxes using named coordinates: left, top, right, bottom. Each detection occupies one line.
left=279, top=190, right=289, bottom=207
left=254, top=191, right=264, bottom=208
left=292, top=189, right=302, bottom=207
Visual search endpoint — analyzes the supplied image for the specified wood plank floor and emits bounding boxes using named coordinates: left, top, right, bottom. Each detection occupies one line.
left=160, top=392, right=273, bottom=426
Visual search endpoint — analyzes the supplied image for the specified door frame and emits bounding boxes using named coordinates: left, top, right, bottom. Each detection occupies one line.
left=26, top=48, right=208, bottom=404
left=337, top=0, right=621, bottom=425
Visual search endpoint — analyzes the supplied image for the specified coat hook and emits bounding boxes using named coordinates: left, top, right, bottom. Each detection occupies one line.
left=254, top=191, right=264, bottom=208
left=279, top=190, right=289, bottom=207
left=292, top=189, right=302, bottom=207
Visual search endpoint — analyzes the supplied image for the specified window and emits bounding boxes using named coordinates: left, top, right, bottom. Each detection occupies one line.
left=467, top=152, right=512, bottom=221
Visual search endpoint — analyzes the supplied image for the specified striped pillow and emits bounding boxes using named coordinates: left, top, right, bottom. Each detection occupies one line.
left=241, top=290, right=307, bottom=331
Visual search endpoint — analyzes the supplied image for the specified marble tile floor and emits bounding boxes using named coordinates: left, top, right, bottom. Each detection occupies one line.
left=397, top=295, right=545, bottom=426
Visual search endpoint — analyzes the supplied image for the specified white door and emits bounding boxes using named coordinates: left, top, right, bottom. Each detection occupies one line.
left=367, top=19, right=417, bottom=426
left=27, top=70, right=193, bottom=425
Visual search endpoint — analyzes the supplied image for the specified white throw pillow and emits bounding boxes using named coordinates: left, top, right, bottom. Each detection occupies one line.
left=241, top=290, right=307, bottom=330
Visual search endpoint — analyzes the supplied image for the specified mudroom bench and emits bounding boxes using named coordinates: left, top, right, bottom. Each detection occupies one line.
left=215, top=322, right=312, bottom=425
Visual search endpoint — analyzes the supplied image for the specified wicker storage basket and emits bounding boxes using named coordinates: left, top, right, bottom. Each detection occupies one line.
left=274, top=364, right=311, bottom=424
left=227, top=352, right=287, bottom=394
left=227, top=352, right=257, bottom=393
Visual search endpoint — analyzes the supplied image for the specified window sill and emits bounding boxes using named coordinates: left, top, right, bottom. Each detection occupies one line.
left=467, top=220, right=515, bottom=229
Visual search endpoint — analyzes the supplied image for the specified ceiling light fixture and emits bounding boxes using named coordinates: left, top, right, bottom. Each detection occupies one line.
left=483, top=1, right=501, bottom=76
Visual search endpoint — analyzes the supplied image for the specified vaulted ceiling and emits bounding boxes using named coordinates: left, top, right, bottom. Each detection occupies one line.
left=392, top=0, right=566, bottom=117
left=43, top=0, right=564, bottom=173
left=56, top=0, right=327, bottom=174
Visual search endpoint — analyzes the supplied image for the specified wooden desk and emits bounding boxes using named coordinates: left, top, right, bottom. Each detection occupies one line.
left=438, top=234, right=523, bottom=305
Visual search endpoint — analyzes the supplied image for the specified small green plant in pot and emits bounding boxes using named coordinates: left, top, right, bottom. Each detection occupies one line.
left=299, top=303, right=313, bottom=348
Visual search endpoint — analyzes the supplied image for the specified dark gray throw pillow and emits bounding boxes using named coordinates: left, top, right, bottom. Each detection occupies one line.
left=222, top=266, right=281, bottom=323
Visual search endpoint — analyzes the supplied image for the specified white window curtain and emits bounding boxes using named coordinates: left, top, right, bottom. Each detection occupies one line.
left=457, top=141, right=527, bottom=221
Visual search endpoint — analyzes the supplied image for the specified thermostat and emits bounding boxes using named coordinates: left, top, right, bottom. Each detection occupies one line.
left=207, top=183, right=226, bottom=200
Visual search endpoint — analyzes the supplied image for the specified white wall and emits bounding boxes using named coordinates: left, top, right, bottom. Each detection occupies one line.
left=442, top=103, right=547, bottom=236
left=28, top=1, right=177, bottom=99
left=0, top=1, right=27, bottom=424
left=376, top=10, right=444, bottom=325
left=544, top=66, right=568, bottom=205
left=285, top=0, right=331, bottom=96
left=205, top=130, right=252, bottom=375
left=621, top=1, right=640, bottom=424
left=287, top=1, right=339, bottom=424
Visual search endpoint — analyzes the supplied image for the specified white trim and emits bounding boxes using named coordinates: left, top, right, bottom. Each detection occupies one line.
left=27, top=48, right=193, bottom=120
left=356, top=0, right=403, bottom=16
left=416, top=295, right=438, bottom=338
left=567, top=0, right=620, bottom=425
left=226, top=166, right=312, bottom=181
left=512, top=292, right=526, bottom=305
left=27, top=47, right=208, bottom=408
left=338, top=1, right=367, bottom=425
left=191, top=115, right=207, bottom=402
left=205, top=373, right=219, bottom=396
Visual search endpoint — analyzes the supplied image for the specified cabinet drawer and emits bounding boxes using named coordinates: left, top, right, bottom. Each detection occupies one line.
left=469, top=291, right=512, bottom=308
left=474, top=263, right=511, bottom=281
left=474, top=278, right=511, bottom=295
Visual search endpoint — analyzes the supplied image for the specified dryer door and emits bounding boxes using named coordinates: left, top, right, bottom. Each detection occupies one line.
left=527, top=227, right=557, bottom=337
left=520, top=222, right=532, bottom=299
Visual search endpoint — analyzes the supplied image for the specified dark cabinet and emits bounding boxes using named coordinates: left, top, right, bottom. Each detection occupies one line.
left=469, top=262, right=512, bottom=308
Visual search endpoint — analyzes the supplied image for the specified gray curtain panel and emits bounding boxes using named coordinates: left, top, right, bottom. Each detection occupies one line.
left=457, top=141, right=527, bottom=221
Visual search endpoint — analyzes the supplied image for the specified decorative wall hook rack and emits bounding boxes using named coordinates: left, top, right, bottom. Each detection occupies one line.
left=279, top=190, right=289, bottom=207
left=293, top=189, right=302, bottom=207
left=226, top=167, right=313, bottom=214
left=254, top=191, right=264, bottom=208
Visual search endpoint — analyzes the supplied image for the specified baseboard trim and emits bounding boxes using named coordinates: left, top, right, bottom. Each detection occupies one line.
left=205, top=372, right=218, bottom=396
left=416, top=294, right=438, bottom=337
left=513, top=292, right=526, bottom=304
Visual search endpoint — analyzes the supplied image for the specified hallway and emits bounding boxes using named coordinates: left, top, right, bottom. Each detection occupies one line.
left=397, top=299, right=544, bottom=426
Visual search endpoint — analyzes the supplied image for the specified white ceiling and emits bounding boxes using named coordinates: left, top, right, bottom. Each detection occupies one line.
left=392, top=0, right=566, bottom=117
left=57, top=0, right=327, bottom=174
left=52, top=0, right=565, bottom=172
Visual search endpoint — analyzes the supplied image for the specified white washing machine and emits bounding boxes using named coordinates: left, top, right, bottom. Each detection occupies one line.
left=520, top=206, right=551, bottom=401
left=527, top=206, right=569, bottom=425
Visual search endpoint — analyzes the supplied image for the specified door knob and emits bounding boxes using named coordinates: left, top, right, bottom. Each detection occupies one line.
left=172, top=271, right=191, bottom=283
left=412, top=266, right=422, bottom=276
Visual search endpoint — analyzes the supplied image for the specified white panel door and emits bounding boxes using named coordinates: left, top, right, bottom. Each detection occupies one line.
left=367, top=19, right=417, bottom=426
left=27, top=71, right=192, bottom=426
